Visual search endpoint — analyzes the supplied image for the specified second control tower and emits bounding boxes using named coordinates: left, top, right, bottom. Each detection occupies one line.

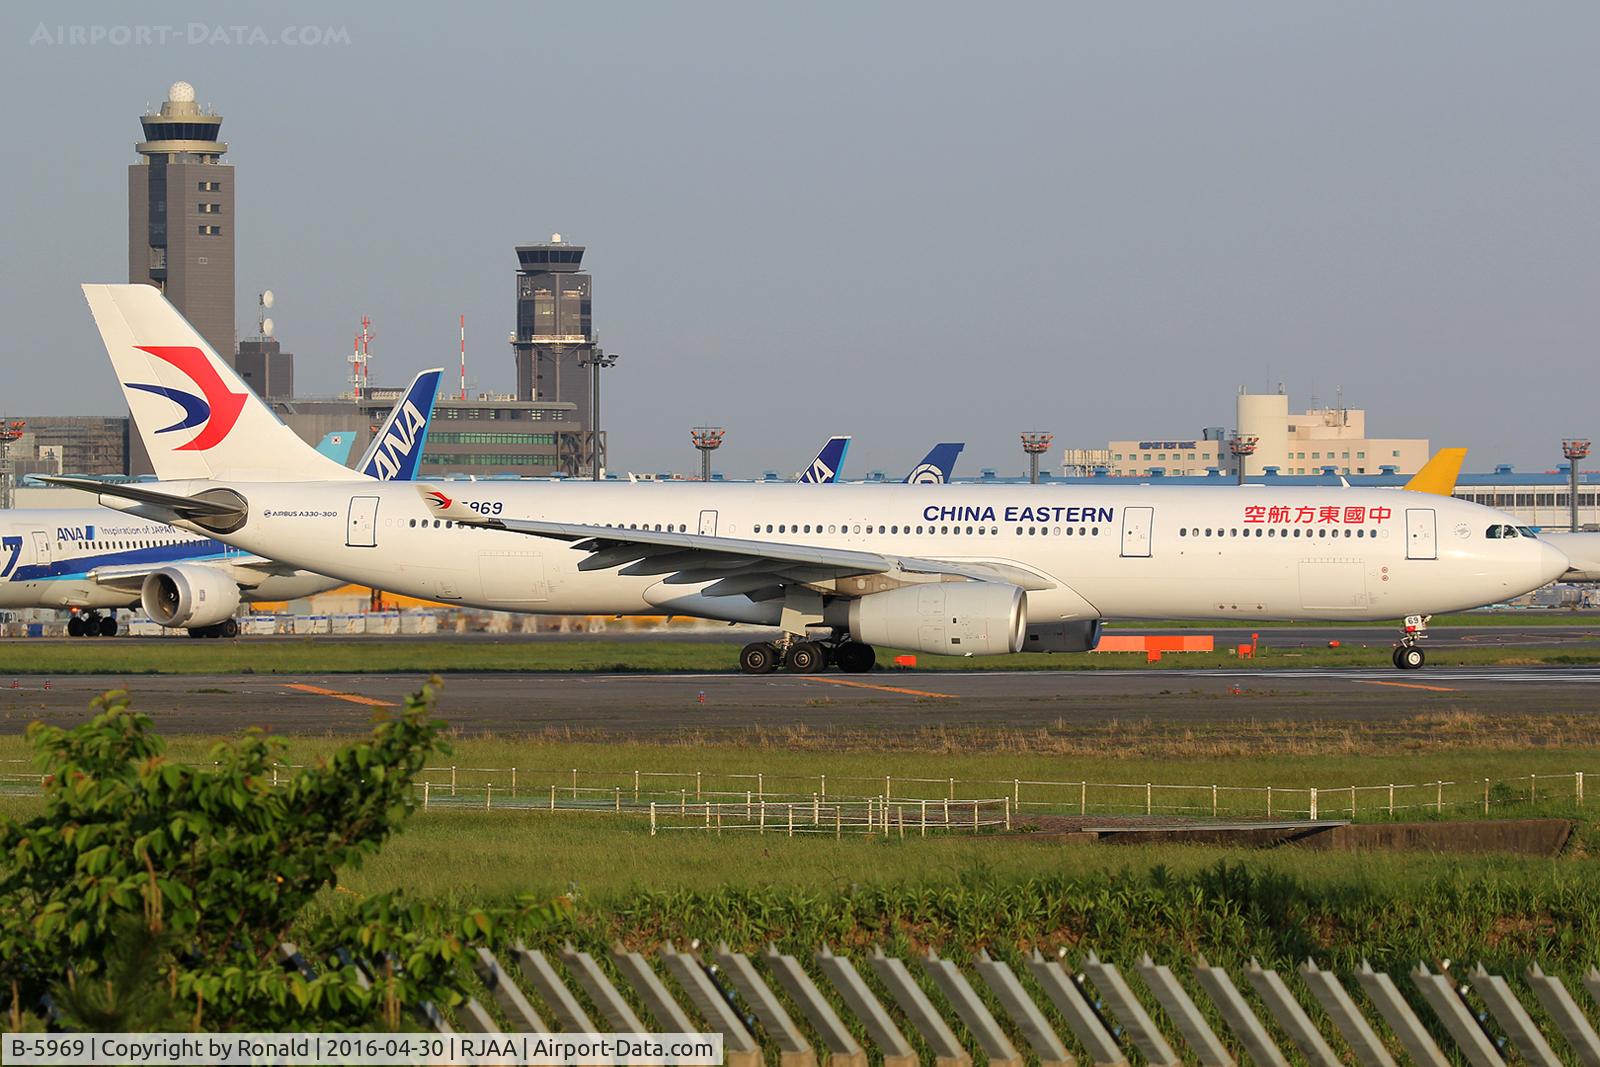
left=512, top=235, right=596, bottom=474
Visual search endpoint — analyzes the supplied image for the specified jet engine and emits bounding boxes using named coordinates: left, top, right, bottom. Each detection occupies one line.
left=847, top=582, right=1026, bottom=656
left=140, top=566, right=242, bottom=629
left=1022, top=619, right=1103, bottom=652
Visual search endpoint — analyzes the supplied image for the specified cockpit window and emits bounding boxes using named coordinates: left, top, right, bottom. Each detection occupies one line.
left=1517, top=526, right=1538, bottom=538
left=1485, top=524, right=1519, bottom=539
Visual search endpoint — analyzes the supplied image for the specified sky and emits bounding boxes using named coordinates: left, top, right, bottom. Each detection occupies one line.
left=3, top=2, right=1598, bottom=477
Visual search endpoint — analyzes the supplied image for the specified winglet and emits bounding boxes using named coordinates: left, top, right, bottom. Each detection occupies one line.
left=1404, top=448, right=1468, bottom=496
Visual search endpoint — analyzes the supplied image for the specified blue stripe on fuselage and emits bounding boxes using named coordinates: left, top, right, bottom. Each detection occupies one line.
left=9, top=539, right=233, bottom=583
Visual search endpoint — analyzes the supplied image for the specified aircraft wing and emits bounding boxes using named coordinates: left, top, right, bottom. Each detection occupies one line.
left=419, top=487, right=1054, bottom=596
left=83, top=555, right=290, bottom=594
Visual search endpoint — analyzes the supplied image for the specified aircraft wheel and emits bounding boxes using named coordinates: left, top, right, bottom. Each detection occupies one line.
left=98, top=616, right=118, bottom=637
left=834, top=641, right=876, bottom=673
left=186, top=627, right=206, bottom=639
left=66, top=616, right=83, bottom=638
left=739, top=641, right=779, bottom=674
left=220, top=618, right=240, bottom=639
left=785, top=641, right=829, bottom=674
left=1397, top=646, right=1425, bottom=670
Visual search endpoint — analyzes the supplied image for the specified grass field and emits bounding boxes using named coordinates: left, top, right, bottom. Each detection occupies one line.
left=1107, top=611, right=1600, bottom=628
left=6, top=704, right=1599, bottom=978
left=1, top=635, right=1599, bottom=674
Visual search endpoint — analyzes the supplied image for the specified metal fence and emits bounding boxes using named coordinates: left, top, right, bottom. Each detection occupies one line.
left=1, top=757, right=1592, bottom=826
left=392, top=940, right=1600, bottom=1066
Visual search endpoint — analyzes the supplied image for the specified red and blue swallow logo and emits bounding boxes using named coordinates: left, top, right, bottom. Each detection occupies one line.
left=425, top=490, right=454, bottom=510
left=126, top=346, right=247, bottom=451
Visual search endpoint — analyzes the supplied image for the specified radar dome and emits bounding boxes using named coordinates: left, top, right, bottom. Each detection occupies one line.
left=169, top=81, right=196, bottom=103
left=260, top=290, right=275, bottom=309
left=261, top=317, right=274, bottom=337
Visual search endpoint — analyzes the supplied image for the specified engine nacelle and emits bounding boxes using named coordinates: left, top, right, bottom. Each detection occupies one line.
left=848, top=582, right=1026, bottom=657
left=1022, top=619, right=1104, bottom=652
left=140, top=566, right=242, bottom=629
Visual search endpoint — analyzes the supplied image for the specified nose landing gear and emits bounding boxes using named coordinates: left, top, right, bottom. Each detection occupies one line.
left=1392, top=614, right=1429, bottom=670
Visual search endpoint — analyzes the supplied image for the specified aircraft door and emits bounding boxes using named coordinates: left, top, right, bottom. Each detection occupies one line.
left=1120, top=506, right=1153, bottom=558
left=346, top=496, right=380, bottom=548
left=30, top=530, right=52, bottom=571
left=698, top=510, right=718, bottom=536
left=1405, top=508, right=1437, bottom=560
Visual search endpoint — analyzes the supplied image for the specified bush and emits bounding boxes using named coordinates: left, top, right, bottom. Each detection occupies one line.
left=0, top=680, right=560, bottom=1030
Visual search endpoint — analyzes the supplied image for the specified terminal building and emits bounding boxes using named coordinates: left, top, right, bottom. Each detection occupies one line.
left=1088, top=389, right=1430, bottom=479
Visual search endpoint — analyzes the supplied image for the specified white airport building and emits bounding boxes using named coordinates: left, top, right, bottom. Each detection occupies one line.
left=1077, top=389, right=1430, bottom=479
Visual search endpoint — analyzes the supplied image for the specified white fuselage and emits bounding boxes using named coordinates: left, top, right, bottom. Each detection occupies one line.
left=0, top=508, right=339, bottom=611
left=122, top=481, right=1570, bottom=626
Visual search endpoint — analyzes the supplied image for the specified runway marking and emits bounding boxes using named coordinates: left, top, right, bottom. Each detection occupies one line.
left=286, top=683, right=397, bottom=707
left=1353, top=680, right=1459, bottom=693
left=805, top=677, right=958, bottom=699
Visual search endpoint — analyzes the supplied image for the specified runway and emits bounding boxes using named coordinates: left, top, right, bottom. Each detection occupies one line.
left=2, top=665, right=1597, bottom=736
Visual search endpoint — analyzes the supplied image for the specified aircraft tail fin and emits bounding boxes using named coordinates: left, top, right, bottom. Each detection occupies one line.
left=904, top=442, right=964, bottom=484
left=355, top=368, right=443, bottom=480
left=316, top=432, right=357, bottom=465
left=1404, top=448, right=1468, bottom=496
left=799, top=436, right=851, bottom=483
left=82, top=283, right=358, bottom=482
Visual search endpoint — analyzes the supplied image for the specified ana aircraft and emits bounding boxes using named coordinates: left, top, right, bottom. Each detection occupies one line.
left=52, top=285, right=1570, bottom=669
left=3, top=367, right=440, bottom=637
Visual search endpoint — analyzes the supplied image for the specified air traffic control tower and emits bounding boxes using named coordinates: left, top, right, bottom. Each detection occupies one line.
left=128, top=81, right=235, bottom=366
left=512, top=236, right=597, bottom=475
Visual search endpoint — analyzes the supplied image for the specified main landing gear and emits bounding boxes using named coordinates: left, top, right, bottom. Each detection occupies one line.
left=739, top=636, right=877, bottom=675
left=185, top=619, right=241, bottom=639
left=66, top=612, right=117, bottom=637
left=1391, top=614, right=1428, bottom=670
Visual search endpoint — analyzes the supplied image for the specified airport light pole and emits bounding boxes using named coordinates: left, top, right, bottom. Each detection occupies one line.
left=1229, top=433, right=1258, bottom=486
left=1020, top=432, right=1054, bottom=484
left=691, top=427, right=726, bottom=482
left=1563, top=438, right=1590, bottom=532
left=579, top=348, right=617, bottom=480
left=0, top=420, right=24, bottom=510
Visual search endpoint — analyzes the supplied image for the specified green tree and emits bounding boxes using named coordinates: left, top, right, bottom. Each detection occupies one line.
left=0, top=680, right=536, bottom=1029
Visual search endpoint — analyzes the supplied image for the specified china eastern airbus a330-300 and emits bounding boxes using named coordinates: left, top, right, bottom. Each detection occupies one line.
left=48, top=284, right=1570, bottom=671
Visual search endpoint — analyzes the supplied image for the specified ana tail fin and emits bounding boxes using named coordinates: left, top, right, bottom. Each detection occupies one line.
left=1404, top=448, right=1468, bottom=496
left=904, top=442, right=964, bottom=484
left=83, top=283, right=357, bottom=482
left=356, top=368, right=443, bottom=480
left=799, top=436, right=851, bottom=483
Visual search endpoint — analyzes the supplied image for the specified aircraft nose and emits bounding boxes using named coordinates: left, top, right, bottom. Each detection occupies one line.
left=1537, top=540, right=1572, bottom=585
